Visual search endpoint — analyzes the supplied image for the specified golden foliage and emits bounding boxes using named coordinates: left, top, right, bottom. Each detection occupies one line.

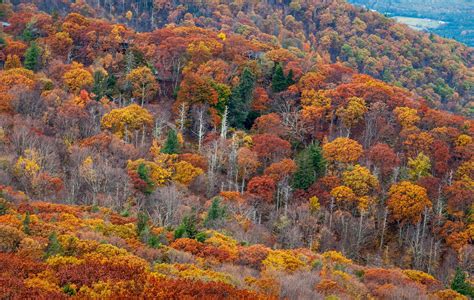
left=309, top=196, right=321, bottom=213
left=394, top=106, right=420, bottom=129
left=127, top=159, right=172, bottom=187
left=330, top=186, right=356, bottom=204
left=63, top=62, right=93, bottom=93
left=342, top=165, right=378, bottom=196
left=387, top=181, right=432, bottom=224
left=322, top=250, right=352, bottom=264
left=14, top=149, right=41, bottom=178
left=126, top=66, right=159, bottom=103
left=101, top=104, right=153, bottom=138
left=336, top=97, right=367, bottom=128
left=407, top=152, right=431, bottom=180
left=262, top=250, right=307, bottom=273
left=171, top=161, right=203, bottom=185
left=323, top=137, right=363, bottom=164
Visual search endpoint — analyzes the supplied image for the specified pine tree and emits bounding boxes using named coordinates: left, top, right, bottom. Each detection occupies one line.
left=451, top=267, right=474, bottom=297
left=92, top=70, right=109, bottom=100
left=174, top=215, right=198, bottom=239
left=0, top=198, right=8, bottom=216
left=205, top=198, right=225, bottom=227
left=44, top=232, right=63, bottom=258
left=228, top=68, right=256, bottom=128
left=136, top=212, right=149, bottom=236
left=272, top=63, right=288, bottom=93
left=293, top=142, right=326, bottom=190
left=161, top=129, right=180, bottom=154
left=22, top=212, right=30, bottom=235
left=21, top=23, right=36, bottom=42
left=24, top=42, right=41, bottom=71
left=286, top=69, right=295, bottom=86
left=137, top=163, right=154, bottom=195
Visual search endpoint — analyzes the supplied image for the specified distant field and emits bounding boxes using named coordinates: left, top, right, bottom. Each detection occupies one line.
left=349, top=0, right=474, bottom=46
left=393, top=16, right=446, bottom=31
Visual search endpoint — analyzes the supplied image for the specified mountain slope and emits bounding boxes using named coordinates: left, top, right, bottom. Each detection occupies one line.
left=10, top=0, right=473, bottom=115
left=0, top=198, right=466, bottom=299
left=0, top=2, right=473, bottom=299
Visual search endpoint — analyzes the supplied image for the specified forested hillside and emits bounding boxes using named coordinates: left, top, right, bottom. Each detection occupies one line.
left=15, top=0, right=474, bottom=115
left=0, top=1, right=472, bottom=299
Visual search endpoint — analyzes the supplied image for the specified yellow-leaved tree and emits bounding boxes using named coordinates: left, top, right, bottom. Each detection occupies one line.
left=394, top=106, right=420, bottom=129
left=101, top=104, right=153, bottom=141
left=171, top=161, right=203, bottom=186
left=323, top=137, right=363, bottom=171
left=342, top=164, right=379, bottom=196
left=63, top=62, right=93, bottom=93
left=126, top=66, right=159, bottom=106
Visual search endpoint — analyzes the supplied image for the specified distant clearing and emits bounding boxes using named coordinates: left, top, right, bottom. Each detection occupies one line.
left=393, top=16, right=447, bottom=31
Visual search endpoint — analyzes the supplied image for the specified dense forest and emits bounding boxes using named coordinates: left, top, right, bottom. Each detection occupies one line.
left=18, top=0, right=474, bottom=115
left=0, top=0, right=472, bottom=298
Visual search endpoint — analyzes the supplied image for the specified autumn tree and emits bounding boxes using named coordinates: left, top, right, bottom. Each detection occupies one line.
left=252, top=134, right=291, bottom=165
left=342, top=165, right=378, bottom=196
left=264, top=159, right=297, bottom=210
left=330, top=185, right=356, bottom=207
left=336, top=97, right=367, bottom=135
left=247, top=176, right=276, bottom=203
left=0, top=68, right=35, bottom=113
left=387, top=181, right=431, bottom=224
left=237, top=147, right=260, bottom=192
left=407, top=152, right=431, bottom=181
left=5, top=54, right=22, bottom=70
left=252, top=113, right=285, bottom=136
left=126, top=66, right=159, bottom=106
left=323, top=137, right=363, bottom=168
left=177, top=73, right=218, bottom=107
left=367, top=143, right=399, bottom=177
left=128, top=159, right=171, bottom=193
left=63, top=62, right=93, bottom=93
left=101, top=104, right=153, bottom=142
left=444, top=181, right=473, bottom=216
left=172, top=161, right=203, bottom=185
left=394, top=106, right=420, bottom=129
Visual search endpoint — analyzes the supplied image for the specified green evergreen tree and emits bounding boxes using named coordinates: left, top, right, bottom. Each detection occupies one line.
left=136, top=212, right=149, bottom=236
left=44, top=232, right=63, bottom=258
left=24, top=42, right=41, bottom=71
left=137, top=163, right=154, bottom=195
left=22, top=212, right=30, bottom=235
left=286, top=69, right=295, bottom=87
left=451, top=267, right=474, bottom=297
left=205, top=198, right=225, bottom=227
left=0, top=198, right=8, bottom=216
left=92, top=71, right=108, bottom=100
left=161, top=129, right=180, bottom=154
left=21, top=23, right=37, bottom=42
left=293, top=142, right=326, bottom=190
left=174, top=215, right=198, bottom=239
left=272, top=63, right=288, bottom=92
left=228, top=68, right=256, bottom=128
